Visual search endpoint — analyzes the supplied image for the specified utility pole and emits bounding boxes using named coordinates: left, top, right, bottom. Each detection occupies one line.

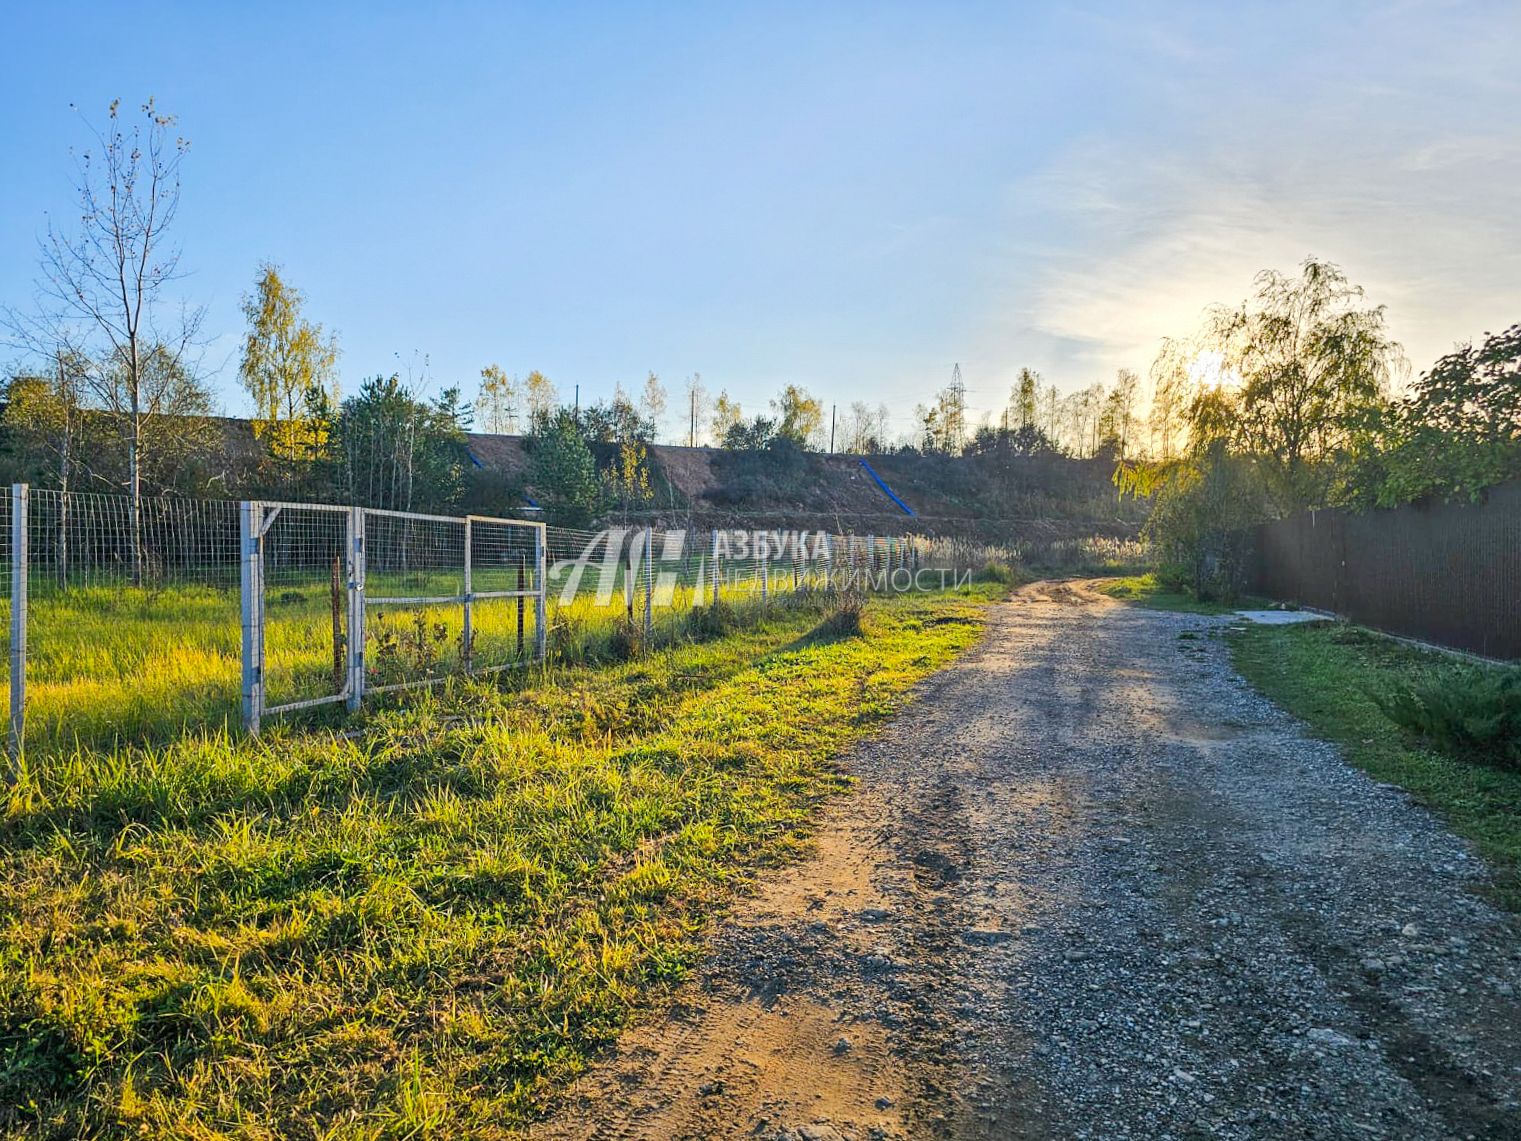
left=574, top=384, right=580, bottom=416
left=830, top=404, right=836, bottom=453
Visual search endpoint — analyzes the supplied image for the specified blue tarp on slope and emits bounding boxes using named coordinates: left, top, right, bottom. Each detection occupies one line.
left=857, top=458, right=916, bottom=517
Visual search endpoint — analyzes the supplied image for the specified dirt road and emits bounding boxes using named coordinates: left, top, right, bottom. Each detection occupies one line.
left=534, top=581, right=1521, bottom=1140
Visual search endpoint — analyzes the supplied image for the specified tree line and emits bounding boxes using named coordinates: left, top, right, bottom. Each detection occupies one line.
left=9, top=102, right=1508, bottom=559
left=1115, top=257, right=1520, bottom=598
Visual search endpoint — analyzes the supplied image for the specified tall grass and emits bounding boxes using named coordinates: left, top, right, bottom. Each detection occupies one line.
left=2, top=568, right=848, bottom=756
left=0, top=586, right=999, bottom=1138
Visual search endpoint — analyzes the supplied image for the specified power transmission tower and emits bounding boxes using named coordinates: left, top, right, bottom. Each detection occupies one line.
left=945, top=363, right=967, bottom=453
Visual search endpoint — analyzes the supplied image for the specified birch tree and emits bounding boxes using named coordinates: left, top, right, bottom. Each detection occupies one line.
left=35, top=98, right=203, bottom=584
left=476, top=363, right=520, bottom=433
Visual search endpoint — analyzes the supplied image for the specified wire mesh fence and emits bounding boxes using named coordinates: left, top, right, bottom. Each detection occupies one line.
left=0, top=485, right=987, bottom=764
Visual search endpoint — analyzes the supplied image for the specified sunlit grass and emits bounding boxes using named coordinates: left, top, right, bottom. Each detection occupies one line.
left=1093, top=572, right=1236, bottom=614
left=0, top=585, right=998, bottom=1138
left=2, top=565, right=818, bottom=755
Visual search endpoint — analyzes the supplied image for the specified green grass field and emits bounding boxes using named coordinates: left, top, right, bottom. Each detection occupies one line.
left=0, top=584, right=999, bottom=1139
left=0, top=558, right=832, bottom=756
left=1092, top=572, right=1236, bottom=614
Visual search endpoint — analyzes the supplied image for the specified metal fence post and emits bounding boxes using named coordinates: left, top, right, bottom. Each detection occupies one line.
left=347, top=506, right=365, bottom=713
left=624, top=542, right=635, bottom=624
left=462, top=516, right=474, bottom=675
left=760, top=540, right=769, bottom=603
left=711, top=529, right=721, bottom=606
left=642, top=528, right=654, bottom=638
left=533, top=523, right=547, bottom=663
left=239, top=500, right=264, bottom=735
left=517, top=553, right=527, bottom=656
left=8, top=483, right=26, bottom=770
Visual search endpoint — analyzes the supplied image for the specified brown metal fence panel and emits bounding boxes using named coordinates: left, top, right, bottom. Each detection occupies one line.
left=1251, top=481, right=1521, bottom=660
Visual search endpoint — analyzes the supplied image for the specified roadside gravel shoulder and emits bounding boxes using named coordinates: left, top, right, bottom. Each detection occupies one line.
left=532, top=581, right=1521, bottom=1140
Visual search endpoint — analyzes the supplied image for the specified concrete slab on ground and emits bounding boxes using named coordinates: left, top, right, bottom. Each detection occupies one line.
left=1235, top=609, right=1331, bottom=625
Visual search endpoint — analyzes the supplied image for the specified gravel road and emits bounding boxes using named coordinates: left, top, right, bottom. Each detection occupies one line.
left=534, top=581, right=1521, bottom=1140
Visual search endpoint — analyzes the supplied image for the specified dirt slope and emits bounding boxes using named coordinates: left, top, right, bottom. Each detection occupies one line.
left=530, top=582, right=1521, bottom=1140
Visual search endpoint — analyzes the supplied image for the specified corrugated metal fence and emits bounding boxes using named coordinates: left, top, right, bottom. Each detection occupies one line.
left=1251, top=481, right=1521, bottom=660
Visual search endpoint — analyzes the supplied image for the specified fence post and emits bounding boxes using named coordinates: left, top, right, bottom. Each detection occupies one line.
left=533, top=524, right=547, bottom=663
left=240, top=500, right=264, bottom=736
left=516, top=553, right=526, bottom=656
left=462, top=516, right=474, bottom=675
left=346, top=506, right=365, bottom=713
left=759, top=539, right=768, bottom=603
left=624, top=542, right=634, bottom=624
left=643, top=528, right=654, bottom=639
left=711, top=529, right=721, bottom=606
left=8, top=484, right=26, bottom=771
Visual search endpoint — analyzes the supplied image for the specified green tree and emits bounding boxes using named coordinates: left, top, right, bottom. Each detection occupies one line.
left=333, top=375, right=468, bottom=512
left=1371, top=323, right=1521, bottom=505
left=1012, top=367, right=1040, bottom=428
left=580, top=393, right=654, bottom=445
left=722, top=415, right=778, bottom=451
left=1117, top=386, right=1265, bottom=599
left=1, top=350, right=91, bottom=491
left=239, top=263, right=339, bottom=464
left=1207, top=258, right=1401, bottom=511
left=528, top=407, right=601, bottom=527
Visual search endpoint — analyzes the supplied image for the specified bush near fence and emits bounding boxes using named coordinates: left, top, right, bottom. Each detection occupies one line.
left=1251, top=480, right=1521, bottom=660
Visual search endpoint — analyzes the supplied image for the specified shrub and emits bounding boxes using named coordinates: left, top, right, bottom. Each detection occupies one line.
left=547, top=613, right=587, bottom=663
left=1375, top=664, right=1521, bottom=771
left=814, top=594, right=865, bottom=639
left=606, top=617, right=646, bottom=662
left=975, top=560, right=1019, bottom=585
left=686, top=600, right=738, bottom=641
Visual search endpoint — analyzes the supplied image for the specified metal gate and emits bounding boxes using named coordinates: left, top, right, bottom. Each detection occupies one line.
left=241, top=501, right=544, bottom=734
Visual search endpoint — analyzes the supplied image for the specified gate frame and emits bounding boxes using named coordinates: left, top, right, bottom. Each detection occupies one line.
left=241, top=500, right=357, bottom=735
left=242, top=501, right=545, bottom=732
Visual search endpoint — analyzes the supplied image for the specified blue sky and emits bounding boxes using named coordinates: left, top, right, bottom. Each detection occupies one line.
left=2, top=1, right=1517, bottom=440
